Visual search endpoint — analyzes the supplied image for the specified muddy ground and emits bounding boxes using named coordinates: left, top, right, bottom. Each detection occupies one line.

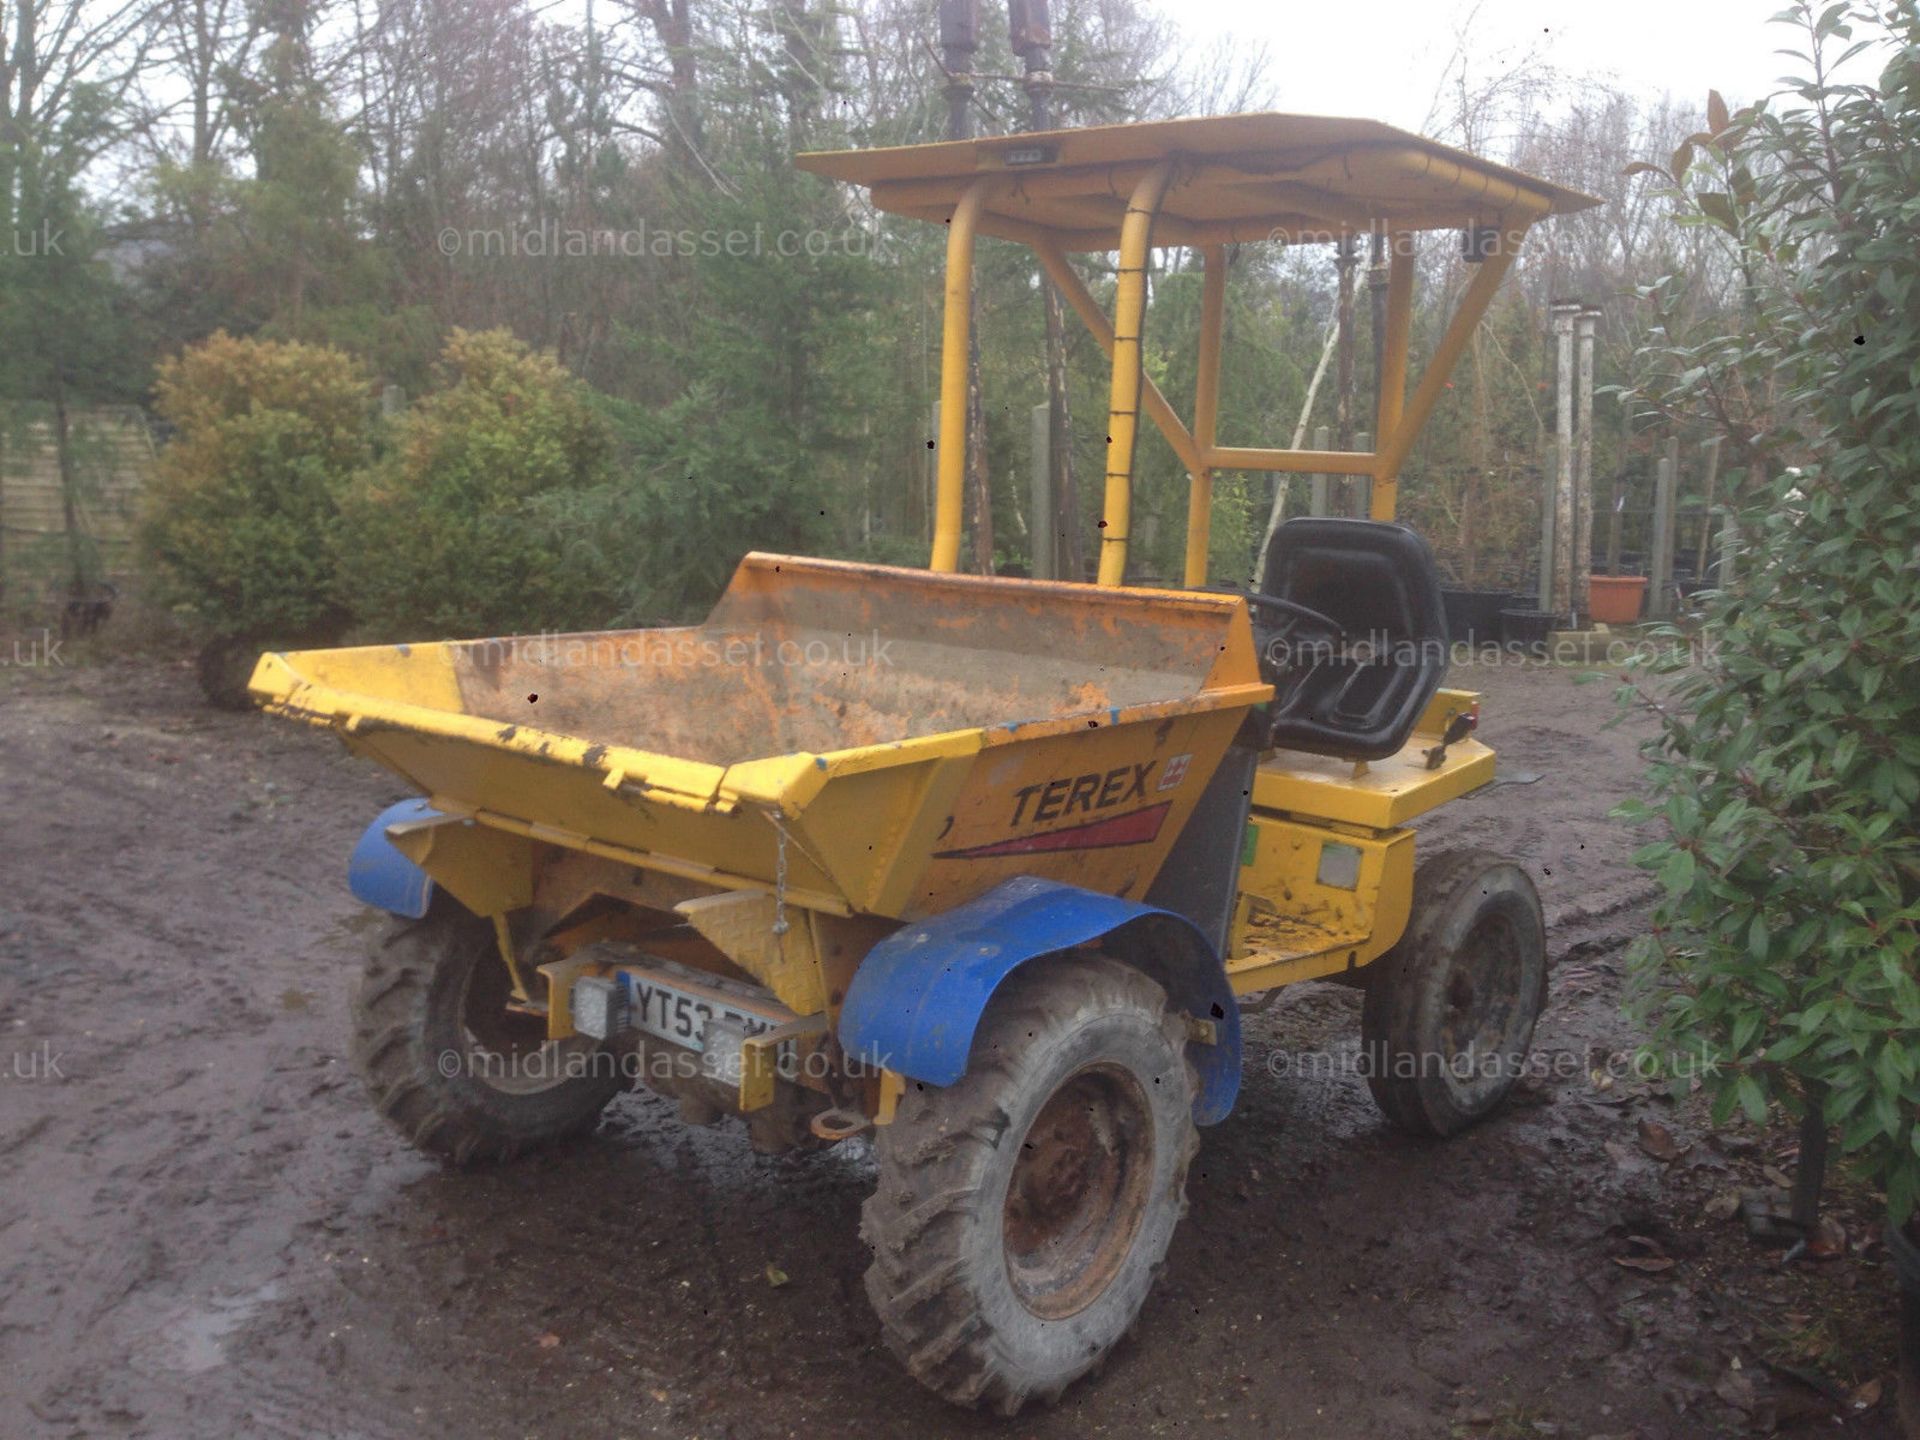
left=0, top=648, right=1900, bottom=1439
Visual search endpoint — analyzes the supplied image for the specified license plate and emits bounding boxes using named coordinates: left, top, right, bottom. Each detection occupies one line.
left=619, top=970, right=787, bottom=1053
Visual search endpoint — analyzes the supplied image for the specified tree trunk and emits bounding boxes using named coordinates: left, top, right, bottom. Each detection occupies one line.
left=639, top=0, right=701, bottom=171
left=1790, top=1081, right=1830, bottom=1232
left=192, top=0, right=213, bottom=164
left=967, top=335, right=993, bottom=573
left=1465, top=330, right=1491, bottom=587
left=1895, top=1212, right=1920, bottom=1440
left=52, top=380, right=86, bottom=602
left=0, top=412, right=8, bottom=610
left=1333, top=235, right=1357, bottom=511
left=1044, top=283, right=1079, bottom=580
left=1013, top=13, right=1067, bottom=576
left=3, top=0, right=41, bottom=230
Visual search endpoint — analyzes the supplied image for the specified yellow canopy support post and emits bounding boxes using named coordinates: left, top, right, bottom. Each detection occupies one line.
left=1371, top=234, right=1523, bottom=495
left=1369, top=235, right=1414, bottom=520
left=1097, top=160, right=1175, bottom=588
left=1032, top=241, right=1201, bottom=472
left=931, top=178, right=992, bottom=572
left=1207, top=445, right=1376, bottom=476
left=1184, top=244, right=1227, bottom=587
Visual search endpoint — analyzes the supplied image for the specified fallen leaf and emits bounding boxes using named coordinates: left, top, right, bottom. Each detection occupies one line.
left=1638, top=1119, right=1686, bottom=1162
left=1613, top=1254, right=1677, bottom=1273
left=765, top=1263, right=790, bottom=1288
left=1762, top=1164, right=1793, bottom=1188
left=1705, top=1190, right=1742, bottom=1221
left=1808, top=1215, right=1847, bottom=1259
left=1715, top=1365, right=1759, bottom=1411
left=1603, top=1140, right=1643, bottom=1169
left=649, top=1388, right=669, bottom=1404
left=1850, top=1376, right=1884, bottom=1410
left=536, top=1332, right=561, bottom=1349
left=1763, top=1358, right=1850, bottom=1404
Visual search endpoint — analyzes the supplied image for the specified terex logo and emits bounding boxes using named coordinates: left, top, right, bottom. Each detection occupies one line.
left=1010, top=761, right=1154, bottom=827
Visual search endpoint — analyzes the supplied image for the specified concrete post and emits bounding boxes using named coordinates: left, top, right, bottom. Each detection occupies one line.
left=1574, top=308, right=1599, bottom=621
left=1352, top=431, right=1372, bottom=518
left=1549, top=302, right=1580, bottom=619
left=1538, top=432, right=1556, bottom=612
left=1605, top=471, right=1625, bottom=575
left=926, top=402, right=940, bottom=548
left=1662, top=433, right=1681, bottom=598
left=1694, top=436, right=1722, bottom=577
left=1029, top=402, right=1055, bottom=580
left=1309, top=424, right=1331, bottom=516
left=1648, top=449, right=1677, bottom=619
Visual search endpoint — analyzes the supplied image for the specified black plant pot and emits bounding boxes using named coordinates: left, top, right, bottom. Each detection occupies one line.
left=1441, top=589, right=1520, bottom=649
left=1498, top=608, right=1562, bottom=650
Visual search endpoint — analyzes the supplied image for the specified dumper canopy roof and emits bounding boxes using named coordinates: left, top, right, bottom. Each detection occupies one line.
left=797, top=112, right=1600, bottom=587
left=797, top=112, right=1598, bottom=251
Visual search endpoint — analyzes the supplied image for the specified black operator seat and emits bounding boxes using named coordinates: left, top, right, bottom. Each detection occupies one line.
left=1253, top=517, right=1451, bottom=762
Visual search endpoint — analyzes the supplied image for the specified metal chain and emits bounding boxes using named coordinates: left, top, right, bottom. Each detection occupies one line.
left=769, top=812, right=791, bottom=937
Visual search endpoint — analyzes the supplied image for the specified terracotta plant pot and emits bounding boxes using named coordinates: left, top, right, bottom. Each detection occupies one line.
left=1587, top=574, right=1648, bottom=625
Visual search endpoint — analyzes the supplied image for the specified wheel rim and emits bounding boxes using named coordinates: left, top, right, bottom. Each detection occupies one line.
left=1435, top=909, right=1527, bottom=1106
left=1002, top=1063, right=1155, bottom=1320
left=458, top=936, right=597, bottom=1096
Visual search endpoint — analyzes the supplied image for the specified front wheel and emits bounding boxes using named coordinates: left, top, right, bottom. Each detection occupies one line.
left=861, top=954, right=1197, bottom=1414
left=1361, top=849, right=1547, bottom=1137
left=351, top=902, right=625, bottom=1164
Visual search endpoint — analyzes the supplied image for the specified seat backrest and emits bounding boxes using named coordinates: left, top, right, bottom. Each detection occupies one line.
left=1257, top=517, right=1449, bottom=761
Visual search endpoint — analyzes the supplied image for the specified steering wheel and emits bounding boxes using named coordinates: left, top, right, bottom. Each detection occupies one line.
left=1245, top=592, right=1347, bottom=686
left=1201, top=587, right=1347, bottom=712
left=1237, top=591, right=1344, bottom=646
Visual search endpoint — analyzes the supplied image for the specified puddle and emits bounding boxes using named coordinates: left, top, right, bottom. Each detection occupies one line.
left=131, top=1281, right=285, bottom=1376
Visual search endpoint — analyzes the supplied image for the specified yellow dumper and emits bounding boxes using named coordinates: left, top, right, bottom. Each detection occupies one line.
left=255, top=112, right=1595, bottom=1413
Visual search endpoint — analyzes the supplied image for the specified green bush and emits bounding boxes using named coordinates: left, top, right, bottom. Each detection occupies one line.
left=1622, top=4, right=1920, bottom=1217
left=141, top=332, right=371, bottom=640
left=339, top=329, right=620, bottom=637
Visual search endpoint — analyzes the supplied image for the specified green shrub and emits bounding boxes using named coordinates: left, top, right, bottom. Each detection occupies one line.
left=338, top=329, right=621, bottom=637
left=589, top=382, right=841, bottom=622
left=141, top=332, right=371, bottom=640
left=1622, top=4, right=1920, bottom=1217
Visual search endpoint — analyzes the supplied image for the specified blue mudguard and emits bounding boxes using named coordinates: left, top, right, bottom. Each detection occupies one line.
left=347, top=798, right=441, bottom=918
left=838, top=875, right=1242, bottom=1125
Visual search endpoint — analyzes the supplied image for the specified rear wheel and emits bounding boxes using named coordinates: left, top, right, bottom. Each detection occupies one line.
left=1361, top=849, right=1547, bottom=1137
left=351, top=902, right=625, bottom=1164
left=862, top=955, right=1197, bottom=1414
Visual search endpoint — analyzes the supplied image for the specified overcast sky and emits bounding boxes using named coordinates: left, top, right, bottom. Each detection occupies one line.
left=1150, top=0, right=1830, bottom=130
